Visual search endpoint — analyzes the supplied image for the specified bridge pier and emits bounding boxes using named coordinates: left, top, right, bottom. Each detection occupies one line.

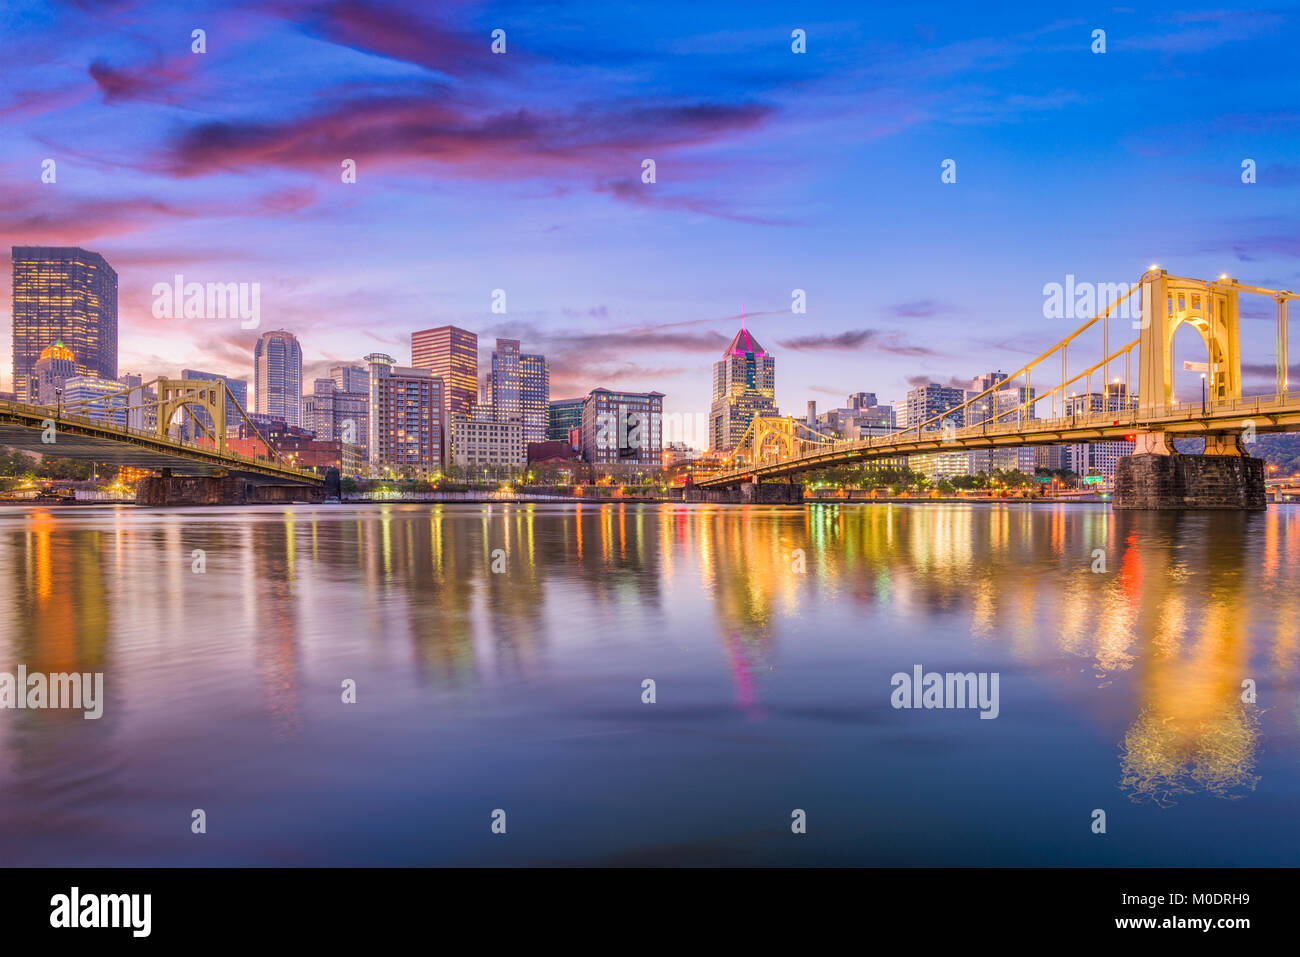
left=1114, top=433, right=1265, bottom=510
left=683, top=480, right=804, bottom=504
left=136, top=474, right=323, bottom=506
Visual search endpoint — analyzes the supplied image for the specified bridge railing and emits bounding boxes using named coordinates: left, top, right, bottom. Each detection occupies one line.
left=709, top=391, right=1300, bottom=480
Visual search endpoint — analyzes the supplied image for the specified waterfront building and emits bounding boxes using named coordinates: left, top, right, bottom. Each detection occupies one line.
left=908, top=451, right=972, bottom=482
left=365, top=353, right=443, bottom=478
left=11, top=246, right=118, bottom=403
left=448, top=409, right=525, bottom=473
left=254, top=330, right=303, bottom=427
left=580, top=388, right=664, bottom=468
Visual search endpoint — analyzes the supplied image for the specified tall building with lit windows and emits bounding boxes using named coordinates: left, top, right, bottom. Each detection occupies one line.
left=254, top=330, right=303, bottom=426
left=11, top=246, right=118, bottom=402
left=365, top=353, right=443, bottom=477
left=489, top=338, right=549, bottom=443
left=411, top=326, right=478, bottom=418
left=709, top=320, right=778, bottom=451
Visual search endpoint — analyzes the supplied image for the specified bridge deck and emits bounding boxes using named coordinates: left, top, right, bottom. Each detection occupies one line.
left=0, top=401, right=323, bottom=486
left=700, top=393, right=1300, bottom=487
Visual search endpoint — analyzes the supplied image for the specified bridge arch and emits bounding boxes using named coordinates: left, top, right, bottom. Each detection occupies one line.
left=156, top=379, right=228, bottom=452
left=1139, top=272, right=1242, bottom=413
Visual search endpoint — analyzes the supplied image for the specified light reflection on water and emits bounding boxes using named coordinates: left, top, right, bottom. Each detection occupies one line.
left=0, top=502, right=1297, bottom=866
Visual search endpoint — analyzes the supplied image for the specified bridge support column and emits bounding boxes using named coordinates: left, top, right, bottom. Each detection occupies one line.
left=1114, top=452, right=1265, bottom=510
left=1204, top=432, right=1248, bottom=456
left=739, top=481, right=804, bottom=504
left=135, top=475, right=323, bottom=506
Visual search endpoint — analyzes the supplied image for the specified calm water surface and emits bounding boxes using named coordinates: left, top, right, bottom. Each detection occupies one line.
left=1, top=501, right=1297, bottom=866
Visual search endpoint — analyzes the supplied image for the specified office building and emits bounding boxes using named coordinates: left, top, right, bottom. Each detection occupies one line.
left=580, top=388, right=664, bottom=467
left=412, top=326, right=478, bottom=419
left=709, top=320, right=778, bottom=451
left=254, top=329, right=303, bottom=427
left=11, top=246, right=118, bottom=402
left=547, top=397, right=584, bottom=442
left=1067, top=385, right=1136, bottom=480
left=904, top=382, right=966, bottom=431
left=817, top=394, right=896, bottom=439
left=304, top=376, right=368, bottom=449
left=489, top=338, right=549, bottom=443
left=61, top=375, right=128, bottom=427
left=448, top=410, right=525, bottom=473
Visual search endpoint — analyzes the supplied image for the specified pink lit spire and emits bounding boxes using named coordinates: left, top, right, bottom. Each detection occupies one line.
left=726, top=302, right=766, bottom=356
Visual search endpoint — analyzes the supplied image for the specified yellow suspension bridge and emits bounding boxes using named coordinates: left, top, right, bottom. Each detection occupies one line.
left=0, top=377, right=323, bottom=488
left=698, top=269, right=1297, bottom=508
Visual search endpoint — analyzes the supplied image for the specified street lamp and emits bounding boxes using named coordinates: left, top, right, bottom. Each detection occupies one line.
left=55, top=387, right=63, bottom=418
left=1201, top=373, right=1207, bottom=415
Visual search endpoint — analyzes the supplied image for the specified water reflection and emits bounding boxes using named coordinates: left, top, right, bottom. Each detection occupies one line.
left=0, top=501, right=1297, bottom=862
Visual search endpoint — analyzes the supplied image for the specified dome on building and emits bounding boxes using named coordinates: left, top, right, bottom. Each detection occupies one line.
left=39, top=340, right=75, bottom=362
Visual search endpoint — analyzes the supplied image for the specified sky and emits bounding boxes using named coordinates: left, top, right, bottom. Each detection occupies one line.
left=2, top=0, right=1299, bottom=433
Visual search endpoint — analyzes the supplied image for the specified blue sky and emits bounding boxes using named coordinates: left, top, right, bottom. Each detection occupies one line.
left=2, top=0, right=1298, bottom=421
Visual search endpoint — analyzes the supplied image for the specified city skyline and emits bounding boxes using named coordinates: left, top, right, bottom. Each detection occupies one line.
left=4, top=2, right=1298, bottom=421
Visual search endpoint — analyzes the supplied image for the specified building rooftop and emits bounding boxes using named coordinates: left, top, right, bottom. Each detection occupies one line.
left=724, top=324, right=766, bottom=357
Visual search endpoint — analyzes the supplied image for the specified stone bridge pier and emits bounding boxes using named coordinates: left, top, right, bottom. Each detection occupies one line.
left=136, top=470, right=324, bottom=506
left=683, top=478, right=804, bottom=504
left=1114, top=431, right=1266, bottom=510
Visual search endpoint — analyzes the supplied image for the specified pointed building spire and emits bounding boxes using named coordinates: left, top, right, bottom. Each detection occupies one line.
left=724, top=304, right=766, bottom=357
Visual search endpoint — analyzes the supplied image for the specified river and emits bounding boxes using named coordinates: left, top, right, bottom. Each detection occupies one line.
left=0, top=502, right=1296, bottom=865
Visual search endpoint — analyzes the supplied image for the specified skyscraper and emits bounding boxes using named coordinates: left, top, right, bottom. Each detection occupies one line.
left=253, top=330, right=303, bottom=426
left=411, top=326, right=477, bottom=418
left=11, top=246, right=118, bottom=402
left=489, top=338, right=549, bottom=443
left=708, top=319, right=778, bottom=451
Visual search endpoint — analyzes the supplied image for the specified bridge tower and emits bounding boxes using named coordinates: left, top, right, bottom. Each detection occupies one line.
left=1117, top=270, right=1264, bottom=508
left=156, top=378, right=229, bottom=453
